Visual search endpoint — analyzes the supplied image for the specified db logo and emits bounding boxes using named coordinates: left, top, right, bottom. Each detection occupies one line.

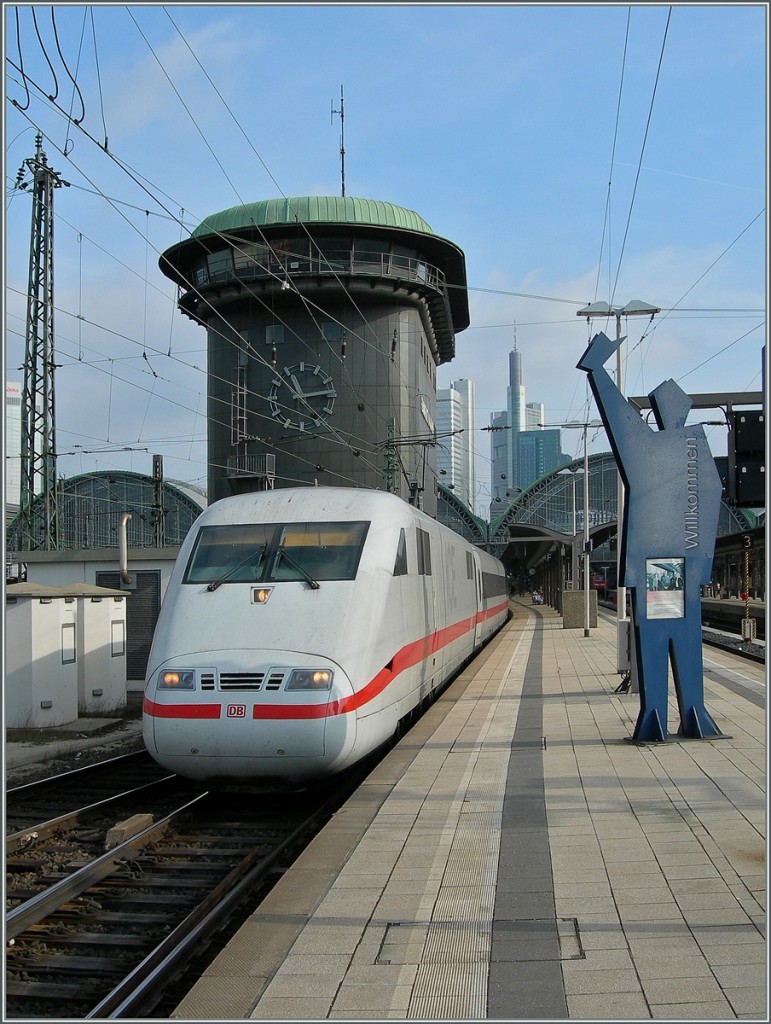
left=227, top=704, right=247, bottom=718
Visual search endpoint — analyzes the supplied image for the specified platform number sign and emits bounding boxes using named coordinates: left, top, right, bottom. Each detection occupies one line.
left=742, top=534, right=753, bottom=549
left=227, top=704, right=247, bottom=718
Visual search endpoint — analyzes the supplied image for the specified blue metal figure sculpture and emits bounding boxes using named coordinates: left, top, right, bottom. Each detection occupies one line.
left=577, top=331, right=724, bottom=742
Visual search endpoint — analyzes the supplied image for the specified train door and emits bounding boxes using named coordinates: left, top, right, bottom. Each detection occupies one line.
left=416, top=526, right=435, bottom=695
left=474, top=561, right=483, bottom=646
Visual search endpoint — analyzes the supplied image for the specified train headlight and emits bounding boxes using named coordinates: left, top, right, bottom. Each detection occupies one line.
left=285, top=668, right=333, bottom=691
left=158, top=669, right=195, bottom=690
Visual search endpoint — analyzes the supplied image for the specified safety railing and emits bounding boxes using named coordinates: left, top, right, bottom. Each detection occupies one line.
left=195, top=249, right=446, bottom=294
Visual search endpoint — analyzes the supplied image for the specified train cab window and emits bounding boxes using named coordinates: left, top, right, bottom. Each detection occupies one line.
left=271, top=521, right=369, bottom=582
left=184, top=521, right=369, bottom=586
left=393, top=528, right=408, bottom=576
left=466, top=551, right=474, bottom=580
left=184, top=524, right=273, bottom=585
left=416, top=528, right=432, bottom=576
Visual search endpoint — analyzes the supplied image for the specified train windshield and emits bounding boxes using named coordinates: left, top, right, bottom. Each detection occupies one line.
left=184, top=521, right=370, bottom=586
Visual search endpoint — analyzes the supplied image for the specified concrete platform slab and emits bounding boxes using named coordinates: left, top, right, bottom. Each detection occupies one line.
left=168, top=600, right=766, bottom=1020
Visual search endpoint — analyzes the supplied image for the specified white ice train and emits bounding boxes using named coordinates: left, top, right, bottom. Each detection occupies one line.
left=142, top=487, right=509, bottom=787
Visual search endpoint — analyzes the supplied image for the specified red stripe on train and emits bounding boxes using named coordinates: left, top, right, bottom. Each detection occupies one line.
left=145, top=599, right=509, bottom=722
left=143, top=697, right=221, bottom=719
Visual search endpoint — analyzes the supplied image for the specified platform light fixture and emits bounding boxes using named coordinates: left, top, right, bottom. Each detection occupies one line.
left=576, top=300, right=660, bottom=657
left=557, top=466, right=584, bottom=590
left=543, top=422, right=602, bottom=636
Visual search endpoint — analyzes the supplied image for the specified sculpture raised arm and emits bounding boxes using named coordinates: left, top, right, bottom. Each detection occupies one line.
left=577, top=332, right=650, bottom=471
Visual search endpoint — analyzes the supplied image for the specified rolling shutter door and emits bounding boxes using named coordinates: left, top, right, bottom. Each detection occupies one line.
left=95, top=571, right=161, bottom=681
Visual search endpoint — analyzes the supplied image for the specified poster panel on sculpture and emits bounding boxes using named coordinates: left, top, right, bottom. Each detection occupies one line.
left=645, top=558, right=685, bottom=618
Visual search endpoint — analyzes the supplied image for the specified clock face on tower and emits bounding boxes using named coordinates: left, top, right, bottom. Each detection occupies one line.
left=268, top=362, right=337, bottom=431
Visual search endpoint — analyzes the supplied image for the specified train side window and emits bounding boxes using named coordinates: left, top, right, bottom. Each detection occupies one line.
left=481, top=570, right=507, bottom=599
left=393, top=528, right=408, bottom=576
left=466, top=551, right=474, bottom=579
left=416, top=528, right=432, bottom=576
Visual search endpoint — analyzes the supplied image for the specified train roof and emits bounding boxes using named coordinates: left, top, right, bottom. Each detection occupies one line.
left=199, top=487, right=424, bottom=524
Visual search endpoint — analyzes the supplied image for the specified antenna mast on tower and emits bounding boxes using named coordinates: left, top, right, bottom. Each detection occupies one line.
left=16, top=134, right=69, bottom=550
left=331, top=84, right=346, bottom=197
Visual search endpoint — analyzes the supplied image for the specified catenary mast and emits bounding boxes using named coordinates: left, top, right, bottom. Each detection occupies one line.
left=17, top=134, right=69, bottom=550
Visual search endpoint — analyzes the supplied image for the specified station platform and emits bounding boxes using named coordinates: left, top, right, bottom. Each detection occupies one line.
left=171, top=599, right=766, bottom=1021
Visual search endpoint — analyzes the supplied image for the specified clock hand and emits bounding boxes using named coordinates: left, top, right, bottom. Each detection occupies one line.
left=292, top=388, right=335, bottom=399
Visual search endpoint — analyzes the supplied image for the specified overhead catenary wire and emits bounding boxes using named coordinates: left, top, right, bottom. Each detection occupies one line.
left=88, top=7, right=109, bottom=148
left=125, top=8, right=247, bottom=204
left=149, top=9, right=418, bottom=435
left=6, top=298, right=390, bottom=490
left=31, top=5, right=59, bottom=102
left=624, top=208, right=767, bottom=395
left=6, top=6, right=762, bottom=498
left=609, top=6, right=672, bottom=306
left=7, top=60, right=421, bottom=469
left=9, top=39, right=761, bottom=397
left=4, top=81, right=421, bottom=485
left=593, top=6, right=631, bottom=305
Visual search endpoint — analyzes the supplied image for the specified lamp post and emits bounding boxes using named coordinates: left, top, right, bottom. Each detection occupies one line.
left=576, top=300, right=660, bottom=654
left=543, top=422, right=602, bottom=636
left=557, top=466, right=584, bottom=590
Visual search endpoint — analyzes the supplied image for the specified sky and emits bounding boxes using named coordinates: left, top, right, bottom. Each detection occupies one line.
left=3, top=2, right=767, bottom=517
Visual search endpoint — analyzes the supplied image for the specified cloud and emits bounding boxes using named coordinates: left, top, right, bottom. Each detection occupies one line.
left=103, top=15, right=264, bottom=144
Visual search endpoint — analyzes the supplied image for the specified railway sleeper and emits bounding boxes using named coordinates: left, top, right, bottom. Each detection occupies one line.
left=90, top=890, right=196, bottom=905
left=9, top=954, right=128, bottom=973
left=6, top=858, right=47, bottom=872
left=77, top=910, right=184, bottom=925
left=6, top=980, right=101, bottom=998
left=23, top=930, right=149, bottom=947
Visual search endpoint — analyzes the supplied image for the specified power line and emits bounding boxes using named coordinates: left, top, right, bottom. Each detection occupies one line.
left=609, top=6, right=672, bottom=304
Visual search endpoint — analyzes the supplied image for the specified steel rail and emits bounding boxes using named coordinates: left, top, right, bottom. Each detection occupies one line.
left=5, top=792, right=208, bottom=939
left=6, top=773, right=179, bottom=853
left=6, top=748, right=152, bottom=798
left=87, top=801, right=334, bottom=1018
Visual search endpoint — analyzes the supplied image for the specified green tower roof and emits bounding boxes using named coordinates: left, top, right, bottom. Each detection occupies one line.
left=161, top=194, right=469, bottom=336
left=191, top=196, right=436, bottom=238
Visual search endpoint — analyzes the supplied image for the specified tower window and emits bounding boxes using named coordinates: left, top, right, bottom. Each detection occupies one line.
left=322, top=322, right=344, bottom=343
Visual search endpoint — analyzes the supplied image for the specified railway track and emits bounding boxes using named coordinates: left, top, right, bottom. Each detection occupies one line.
left=5, top=750, right=172, bottom=834
left=597, top=601, right=764, bottom=664
left=701, top=627, right=765, bottom=664
left=5, top=757, right=370, bottom=1019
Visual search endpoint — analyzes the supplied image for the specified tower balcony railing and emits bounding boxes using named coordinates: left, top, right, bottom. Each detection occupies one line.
left=194, top=249, right=447, bottom=296
left=226, top=452, right=276, bottom=482
left=184, top=245, right=457, bottom=360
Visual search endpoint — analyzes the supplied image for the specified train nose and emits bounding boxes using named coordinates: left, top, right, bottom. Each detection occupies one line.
left=143, top=653, right=357, bottom=782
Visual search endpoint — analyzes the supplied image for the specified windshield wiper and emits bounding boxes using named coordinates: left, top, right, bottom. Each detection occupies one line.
left=206, top=545, right=266, bottom=592
left=275, top=547, right=320, bottom=590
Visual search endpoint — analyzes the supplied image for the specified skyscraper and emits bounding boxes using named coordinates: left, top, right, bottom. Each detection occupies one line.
left=490, top=409, right=509, bottom=505
left=517, top=429, right=569, bottom=486
left=525, top=402, right=544, bottom=430
left=5, top=382, right=23, bottom=515
left=506, top=347, right=526, bottom=493
left=437, top=379, right=476, bottom=510
left=489, top=345, right=567, bottom=507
